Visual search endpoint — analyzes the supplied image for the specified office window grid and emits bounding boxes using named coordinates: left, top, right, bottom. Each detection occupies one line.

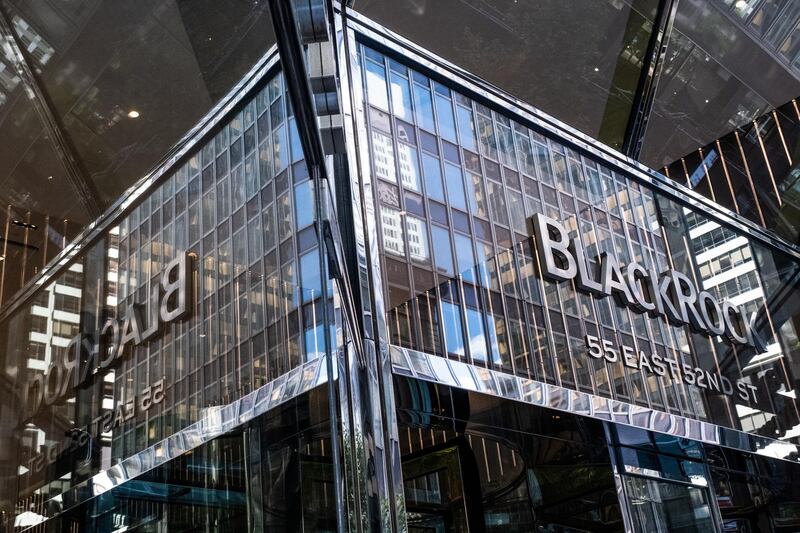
left=112, top=70, right=330, bottom=458
left=358, top=44, right=796, bottom=433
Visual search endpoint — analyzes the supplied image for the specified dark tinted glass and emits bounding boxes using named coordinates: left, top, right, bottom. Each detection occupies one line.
left=0, top=0, right=276, bottom=304
left=354, top=0, right=659, bottom=151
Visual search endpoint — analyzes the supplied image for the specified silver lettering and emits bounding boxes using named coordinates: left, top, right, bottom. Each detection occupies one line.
left=531, top=214, right=576, bottom=282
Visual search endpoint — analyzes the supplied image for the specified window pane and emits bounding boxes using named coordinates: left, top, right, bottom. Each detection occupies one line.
left=372, top=131, right=397, bottom=183
left=432, top=225, right=454, bottom=275
left=300, top=249, right=321, bottom=302
left=422, top=153, right=445, bottom=201
left=405, top=215, right=430, bottom=263
left=294, top=181, right=314, bottom=229
left=435, top=94, right=457, bottom=143
left=397, top=143, right=422, bottom=192
left=365, top=58, right=389, bottom=109
left=456, top=105, right=478, bottom=152
left=413, top=80, right=436, bottom=131
left=497, top=123, right=517, bottom=169
left=465, top=307, right=488, bottom=363
left=477, top=114, right=498, bottom=160
left=441, top=301, right=466, bottom=357
left=445, top=163, right=467, bottom=211
left=380, top=205, right=405, bottom=256
left=454, top=233, right=476, bottom=282
left=468, top=173, right=488, bottom=218
left=390, top=72, right=413, bottom=120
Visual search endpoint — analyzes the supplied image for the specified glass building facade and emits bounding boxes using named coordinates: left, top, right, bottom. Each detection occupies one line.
left=0, top=1, right=799, bottom=532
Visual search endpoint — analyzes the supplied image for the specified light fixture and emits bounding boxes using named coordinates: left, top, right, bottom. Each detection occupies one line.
left=47, top=175, right=53, bottom=180
left=593, top=67, right=599, bottom=72
left=127, top=110, right=140, bottom=119
left=12, top=220, right=37, bottom=230
left=0, top=256, right=4, bottom=262
left=705, top=99, right=709, bottom=103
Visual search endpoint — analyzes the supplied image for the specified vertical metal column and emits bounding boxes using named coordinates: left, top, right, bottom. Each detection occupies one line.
left=266, top=1, right=347, bottom=532
left=621, top=0, right=680, bottom=161
left=335, top=9, right=409, bottom=532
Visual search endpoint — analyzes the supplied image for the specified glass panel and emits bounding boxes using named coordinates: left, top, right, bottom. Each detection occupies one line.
left=396, top=384, right=624, bottom=532
left=432, top=225, right=454, bottom=275
left=422, top=153, right=445, bottom=201
left=372, top=131, right=397, bottom=184
left=397, top=143, right=422, bottom=192
left=390, top=71, right=413, bottom=120
left=444, top=163, right=467, bottom=211
left=624, top=476, right=715, bottom=533
left=405, top=215, right=430, bottom=263
left=365, top=57, right=389, bottom=109
left=435, top=93, right=457, bottom=143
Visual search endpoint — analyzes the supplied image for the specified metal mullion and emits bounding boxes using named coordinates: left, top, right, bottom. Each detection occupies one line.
left=402, top=66, right=450, bottom=359
left=506, top=241, right=535, bottom=381
left=621, top=0, right=680, bottom=160
left=557, top=157, right=597, bottom=392
left=427, top=75, right=476, bottom=367
left=573, top=161, right=613, bottom=396
left=580, top=162, right=627, bottom=399
left=656, top=220, right=709, bottom=420
left=527, top=130, right=573, bottom=387
left=341, top=28, right=410, bottom=532
left=602, top=171, right=646, bottom=403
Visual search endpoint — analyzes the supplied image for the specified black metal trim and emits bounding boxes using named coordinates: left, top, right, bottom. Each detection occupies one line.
left=622, top=0, right=680, bottom=160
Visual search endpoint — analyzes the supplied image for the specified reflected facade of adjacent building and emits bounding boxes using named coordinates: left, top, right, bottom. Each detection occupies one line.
left=0, top=2, right=799, bottom=532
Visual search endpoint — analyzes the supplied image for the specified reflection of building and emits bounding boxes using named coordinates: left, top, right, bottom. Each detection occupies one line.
left=710, top=0, right=800, bottom=77
left=1, top=1, right=800, bottom=532
left=664, top=98, right=800, bottom=243
left=667, top=96, right=800, bottom=439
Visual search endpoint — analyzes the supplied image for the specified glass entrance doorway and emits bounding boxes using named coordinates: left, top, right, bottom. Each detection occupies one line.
left=395, top=377, right=625, bottom=532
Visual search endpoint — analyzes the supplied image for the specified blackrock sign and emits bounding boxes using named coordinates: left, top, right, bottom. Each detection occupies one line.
left=530, top=213, right=770, bottom=348
left=22, top=253, right=193, bottom=419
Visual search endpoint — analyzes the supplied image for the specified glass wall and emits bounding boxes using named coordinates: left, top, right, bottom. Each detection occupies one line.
left=0, top=67, right=337, bottom=531
left=613, top=424, right=800, bottom=532
left=663, top=98, right=800, bottom=245
left=32, top=388, right=334, bottom=531
left=0, top=0, right=278, bottom=303
left=357, top=42, right=800, bottom=443
left=353, top=0, right=659, bottom=152
left=394, top=376, right=625, bottom=532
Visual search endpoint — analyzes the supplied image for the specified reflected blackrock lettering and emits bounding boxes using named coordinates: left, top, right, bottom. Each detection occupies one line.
left=23, top=253, right=193, bottom=418
left=531, top=214, right=768, bottom=351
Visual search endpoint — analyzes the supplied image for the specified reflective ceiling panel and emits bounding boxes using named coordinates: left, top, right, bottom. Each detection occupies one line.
left=0, top=0, right=275, bottom=305
left=353, top=0, right=660, bottom=151
left=639, top=0, right=800, bottom=168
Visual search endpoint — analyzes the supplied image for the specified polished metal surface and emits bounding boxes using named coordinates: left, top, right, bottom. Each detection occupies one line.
left=622, top=0, right=680, bottom=159
left=19, top=357, right=329, bottom=529
left=333, top=6, right=409, bottom=528
left=604, top=424, right=636, bottom=533
left=344, top=10, right=800, bottom=263
left=267, top=3, right=346, bottom=532
left=391, top=345, right=800, bottom=464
